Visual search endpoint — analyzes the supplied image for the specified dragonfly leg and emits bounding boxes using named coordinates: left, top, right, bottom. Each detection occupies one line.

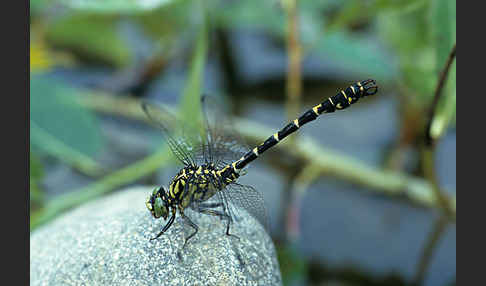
left=150, top=210, right=175, bottom=240
left=180, top=211, right=199, bottom=248
left=197, top=205, right=240, bottom=240
left=198, top=202, right=223, bottom=209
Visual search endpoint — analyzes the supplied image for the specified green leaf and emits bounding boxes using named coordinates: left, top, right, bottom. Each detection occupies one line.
left=326, top=0, right=368, bottom=30
left=214, top=0, right=285, bottom=36
left=31, top=0, right=51, bottom=16
left=30, top=76, right=104, bottom=174
left=30, top=150, right=44, bottom=181
left=376, top=3, right=439, bottom=99
left=276, top=244, right=308, bottom=285
left=31, top=120, right=104, bottom=176
left=178, top=6, right=208, bottom=136
left=377, top=6, right=430, bottom=54
left=430, top=0, right=456, bottom=73
left=314, top=31, right=398, bottom=82
left=428, top=0, right=455, bottom=138
left=134, top=0, right=192, bottom=41
left=30, top=180, right=44, bottom=209
left=316, top=0, right=428, bottom=31
left=30, top=147, right=172, bottom=230
left=59, top=0, right=177, bottom=13
left=30, top=150, right=45, bottom=207
left=373, top=0, right=428, bottom=13
left=45, top=13, right=132, bottom=67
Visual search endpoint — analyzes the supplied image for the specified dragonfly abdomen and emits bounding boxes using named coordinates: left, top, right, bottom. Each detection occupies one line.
left=234, top=79, right=378, bottom=171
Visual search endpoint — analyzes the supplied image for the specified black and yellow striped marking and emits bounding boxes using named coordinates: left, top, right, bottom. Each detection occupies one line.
left=232, top=79, right=377, bottom=170
left=167, top=164, right=234, bottom=209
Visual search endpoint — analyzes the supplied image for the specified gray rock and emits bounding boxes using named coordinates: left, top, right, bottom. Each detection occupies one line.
left=30, top=187, right=282, bottom=286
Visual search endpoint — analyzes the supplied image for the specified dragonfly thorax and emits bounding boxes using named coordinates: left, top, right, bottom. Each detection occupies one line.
left=166, top=164, right=240, bottom=210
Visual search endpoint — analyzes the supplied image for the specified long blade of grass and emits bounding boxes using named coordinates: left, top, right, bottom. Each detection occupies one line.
left=30, top=147, right=172, bottom=230
left=178, top=4, right=208, bottom=134
left=30, top=120, right=104, bottom=177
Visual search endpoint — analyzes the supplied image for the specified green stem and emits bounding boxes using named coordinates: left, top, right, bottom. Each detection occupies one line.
left=30, top=120, right=104, bottom=177
left=425, top=43, right=456, bottom=146
left=284, top=0, right=302, bottom=125
left=421, top=147, right=454, bottom=216
left=30, top=148, right=172, bottom=230
left=413, top=215, right=450, bottom=285
left=420, top=43, right=456, bottom=215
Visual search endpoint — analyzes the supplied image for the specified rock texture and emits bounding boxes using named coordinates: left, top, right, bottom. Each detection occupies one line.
left=30, top=187, right=282, bottom=286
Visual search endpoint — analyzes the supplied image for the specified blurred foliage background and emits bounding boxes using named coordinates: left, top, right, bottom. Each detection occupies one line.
left=30, top=0, right=456, bottom=285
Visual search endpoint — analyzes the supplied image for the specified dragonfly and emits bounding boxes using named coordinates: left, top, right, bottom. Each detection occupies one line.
left=144, top=79, right=378, bottom=247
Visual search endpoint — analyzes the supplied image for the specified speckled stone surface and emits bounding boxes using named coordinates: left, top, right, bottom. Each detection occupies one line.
left=30, top=187, right=282, bottom=286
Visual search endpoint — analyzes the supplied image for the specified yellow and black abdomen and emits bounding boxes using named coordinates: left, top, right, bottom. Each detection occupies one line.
left=233, top=79, right=378, bottom=171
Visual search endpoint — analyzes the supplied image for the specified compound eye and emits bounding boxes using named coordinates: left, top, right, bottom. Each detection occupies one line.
left=154, top=197, right=165, bottom=218
left=152, top=188, right=159, bottom=196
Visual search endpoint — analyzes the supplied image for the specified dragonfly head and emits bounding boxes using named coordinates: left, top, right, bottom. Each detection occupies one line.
left=146, top=186, right=170, bottom=220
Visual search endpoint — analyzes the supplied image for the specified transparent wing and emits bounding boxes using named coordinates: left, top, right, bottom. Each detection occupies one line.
left=199, top=95, right=249, bottom=168
left=225, top=183, right=269, bottom=231
left=142, top=96, right=249, bottom=169
left=141, top=101, right=199, bottom=167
